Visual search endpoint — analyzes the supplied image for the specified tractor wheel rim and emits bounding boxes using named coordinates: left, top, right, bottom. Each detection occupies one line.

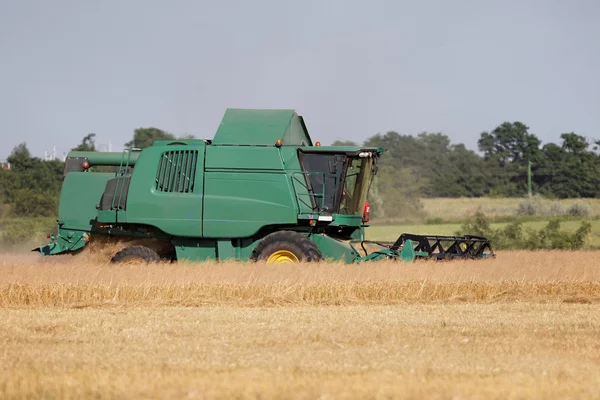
left=267, top=250, right=299, bottom=263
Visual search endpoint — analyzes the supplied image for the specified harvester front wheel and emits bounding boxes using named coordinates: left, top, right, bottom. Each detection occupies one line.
left=251, top=231, right=322, bottom=264
left=111, top=245, right=162, bottom=264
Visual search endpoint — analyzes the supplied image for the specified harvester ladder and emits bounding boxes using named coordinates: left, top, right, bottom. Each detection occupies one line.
left=291, top=171, right=326, bottom=216
left=111, top=149, right=136, bottom=211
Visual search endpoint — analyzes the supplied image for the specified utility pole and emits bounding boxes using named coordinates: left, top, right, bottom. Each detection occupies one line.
left=527, top=159, right=532, bottom=198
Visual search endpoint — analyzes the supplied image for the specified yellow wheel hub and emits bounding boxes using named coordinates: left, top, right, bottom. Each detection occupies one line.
left=267, top=250, right=299, bottom=263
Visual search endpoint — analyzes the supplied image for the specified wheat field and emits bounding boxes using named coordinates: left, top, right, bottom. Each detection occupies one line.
left=1, top=250, right=599, bottom=398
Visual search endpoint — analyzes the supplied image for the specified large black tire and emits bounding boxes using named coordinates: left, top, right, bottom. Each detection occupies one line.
left=111, top=245, right=162, bottom=264
left=250, top=231, right=322, bottom=263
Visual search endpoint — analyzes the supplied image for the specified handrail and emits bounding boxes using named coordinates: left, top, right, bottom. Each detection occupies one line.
left=291, top=171, right=326, bottom=216
left=111, top=149, right=134, bottom=211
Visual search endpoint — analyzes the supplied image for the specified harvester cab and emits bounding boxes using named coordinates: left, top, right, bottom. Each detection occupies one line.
left=34, top=108, right=494, bottom=264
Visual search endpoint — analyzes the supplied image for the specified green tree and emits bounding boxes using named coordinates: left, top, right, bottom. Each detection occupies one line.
left=537, top=133, right=600, bottom=198
left=363, top=131, right=428, bottom=219
left=2, top=143, right=63, bottom=217
left=125, top=128, right=176, bottom=149
left=368, top=156, right=427, bottom=220
left=0, top=173, right=7, bottom=217
left=478, top=121, right=541, bottom=165
left=560, top=132, right=589, bottom=155
left=331, top=140, right=359, bottom=146
left=363, top=130, right=489, bottom=199
left=477, top=122, right=542, bottom=196
left=72, top=133, right=97, bottom=151
left=10, top=188, right=59, bottom=217
left=447, top=143, right=492, bottom=197
left=7, top=142, right=35, bottom=172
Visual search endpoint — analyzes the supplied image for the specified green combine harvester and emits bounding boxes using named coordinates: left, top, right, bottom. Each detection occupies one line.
left=34, top=109, right=494, bottom=264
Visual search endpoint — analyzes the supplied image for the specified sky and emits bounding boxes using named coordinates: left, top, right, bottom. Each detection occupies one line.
left=0, top=0, right=599, bottom=160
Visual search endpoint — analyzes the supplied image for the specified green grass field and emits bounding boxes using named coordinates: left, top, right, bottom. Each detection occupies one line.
left=366, top=219, right=599, bottom=247
left=419, top=197, right=600, bottom=221
left=363, top=197, right=599, bottom=248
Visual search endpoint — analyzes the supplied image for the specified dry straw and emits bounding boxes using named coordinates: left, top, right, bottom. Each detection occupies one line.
left=1, top=250, right=599, bottom=308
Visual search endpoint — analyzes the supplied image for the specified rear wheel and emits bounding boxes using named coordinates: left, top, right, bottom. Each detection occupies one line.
left=111, top=245, right=161, bottom=264
left=250, top=231, right=322, bottom=263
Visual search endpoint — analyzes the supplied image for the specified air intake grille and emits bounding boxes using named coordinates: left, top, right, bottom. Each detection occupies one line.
left=155, top=150, right=198, bottom=193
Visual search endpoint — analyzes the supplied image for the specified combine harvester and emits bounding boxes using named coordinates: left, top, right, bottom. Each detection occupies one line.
left=34, top=109, right=494, bottom=264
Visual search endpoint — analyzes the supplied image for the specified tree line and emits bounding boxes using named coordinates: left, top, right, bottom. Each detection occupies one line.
left=0, top=128, right=189, bottom=218
left=1, top=122, right=598, bottom=220
left=337, top=122, right=600, bottom=218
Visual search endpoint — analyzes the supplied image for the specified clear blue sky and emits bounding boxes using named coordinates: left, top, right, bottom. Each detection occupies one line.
left=1, top=0, right=598, bottom=159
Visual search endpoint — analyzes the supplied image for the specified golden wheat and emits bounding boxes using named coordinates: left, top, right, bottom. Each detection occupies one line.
left=1, top=250, right=599, bottom=307
left=1, top=304, right=598, bottom=399
left=2, top=281, right=599, bottom=308
left=1, top=250, right=599, bottom=398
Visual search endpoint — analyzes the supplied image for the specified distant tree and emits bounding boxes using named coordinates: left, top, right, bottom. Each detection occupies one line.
left=538, top=133, right=600, bottom=198
left=125, top=128, right=176, bottom=149
left=362, top=130, right=490, bottom=200
left=72, top=133, right=97, bottom=152
left=447, top=143, right=492, bottom=197
left=2, top=143, right=63, bottom=217
left=10, top=188, right=59, bottom=217
left=560, top=132, right=588, bottom=155
left=331, top=140, right=359, bottom=146
left=7, top=143, right=35, bottom=172
left=477, top=122, right=542, bottom=196
left=0, top=187, right=5, bottom=218
left=478, top=121, right=541, bottom=165
left=363, top=131, right=427, bottom=218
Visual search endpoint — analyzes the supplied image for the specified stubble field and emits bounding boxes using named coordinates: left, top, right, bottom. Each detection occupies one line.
left=1, top=250, right=599, bottom=399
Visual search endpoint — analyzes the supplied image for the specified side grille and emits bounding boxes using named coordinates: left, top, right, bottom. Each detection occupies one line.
left=155, top=150, right=198, bottom=193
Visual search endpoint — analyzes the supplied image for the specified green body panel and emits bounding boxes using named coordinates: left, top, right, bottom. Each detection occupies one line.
left=171, top=237, right=260, bottom=262
left=58, top=172, right=114, bottom=230
left=310, top=234, right=359, bottom=264
left=37, top=230, right=88, bottom=256
left=400, top=240, right=417, bottom=262
left=124, top=143, right=205, bottom=237
left=205, top=145, right=285, bottom=170
left=171, top=238, right=217, bottom=262
left=67, top=151, right=140, bottom=166
left=202, top=145, right=313, bottom=238
left=330, top=214, right=363, bottom=227
left=203, top=171, right=297, bottom=237
left=97, top=210, right=116, bottom=223
left=212, top=109, right=312, bottom=146
left=350, top=226, right=365, bottom=240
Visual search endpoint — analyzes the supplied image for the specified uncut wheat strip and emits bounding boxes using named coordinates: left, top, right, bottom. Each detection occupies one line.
left=1, top=281, right=599, bottom=308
